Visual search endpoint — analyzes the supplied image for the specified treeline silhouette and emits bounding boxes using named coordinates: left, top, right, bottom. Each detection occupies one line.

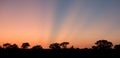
left=0, top=40, right=120, bottom=49
left=0, top=40, right=120, bottom=57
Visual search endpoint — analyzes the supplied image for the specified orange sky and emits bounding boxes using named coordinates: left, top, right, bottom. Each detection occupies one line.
left=0, top=0, right=120, bottom=48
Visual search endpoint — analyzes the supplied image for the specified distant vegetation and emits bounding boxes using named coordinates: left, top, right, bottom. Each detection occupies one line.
left=0, top=40, right=120, bottom=49
left=0, top=40, right=120, bottom=57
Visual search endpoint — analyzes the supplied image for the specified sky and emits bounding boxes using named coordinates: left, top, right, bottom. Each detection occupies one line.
left=0, top=0, right=120, bottom=48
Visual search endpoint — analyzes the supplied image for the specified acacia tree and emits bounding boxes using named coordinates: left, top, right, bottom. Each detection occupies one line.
left=60, top=42, right=69, bottom=49
left=49, top=43, right=61, bottom=49
left=92, top=40, right=113, bottom=49
left=21, top=42, right=30, bottom=49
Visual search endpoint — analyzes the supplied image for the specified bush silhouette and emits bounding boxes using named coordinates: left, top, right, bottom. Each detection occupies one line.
left=32, top=45, right=43, bottom=50
left=0, top=46, right=2, bottom=49
left=114, top=44, right=120, bottom=49
left=21, top=42, right=30, bottom=49
left=3, top=43, right=12, bottom=49
left=11, top=44, right=19, bottom=49
left=70, top=45, right=74, bottom=49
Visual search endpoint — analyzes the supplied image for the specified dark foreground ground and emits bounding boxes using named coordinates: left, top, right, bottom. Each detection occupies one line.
left=0, top=49, right=120, bottom=58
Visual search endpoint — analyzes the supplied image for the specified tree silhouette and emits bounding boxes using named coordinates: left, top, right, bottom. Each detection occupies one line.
left=114, top=44, right=120, bottom=49
left=49, top=43, right=61, bottom=49
left=32, top=45, right=43, bottom=49
left=92, top=46, right=98, bottom=49
left=1, top=41, right=120, bottom=57
left=11, top=44, right=19, bottom=49
left=93, top=40, right=113, bottom=49
left=3, top=43, right=11, bottom=49
left=60, top=42, right=69, bottom=49
left=21, top=42, right=30, bottom=49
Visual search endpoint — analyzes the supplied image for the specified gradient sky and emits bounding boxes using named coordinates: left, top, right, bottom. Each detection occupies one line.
left=0, top=0, right=120, bottom=48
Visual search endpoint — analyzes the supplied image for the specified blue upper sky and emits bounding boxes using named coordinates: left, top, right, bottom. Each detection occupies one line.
left=0, top=0, right=120, bottom=48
